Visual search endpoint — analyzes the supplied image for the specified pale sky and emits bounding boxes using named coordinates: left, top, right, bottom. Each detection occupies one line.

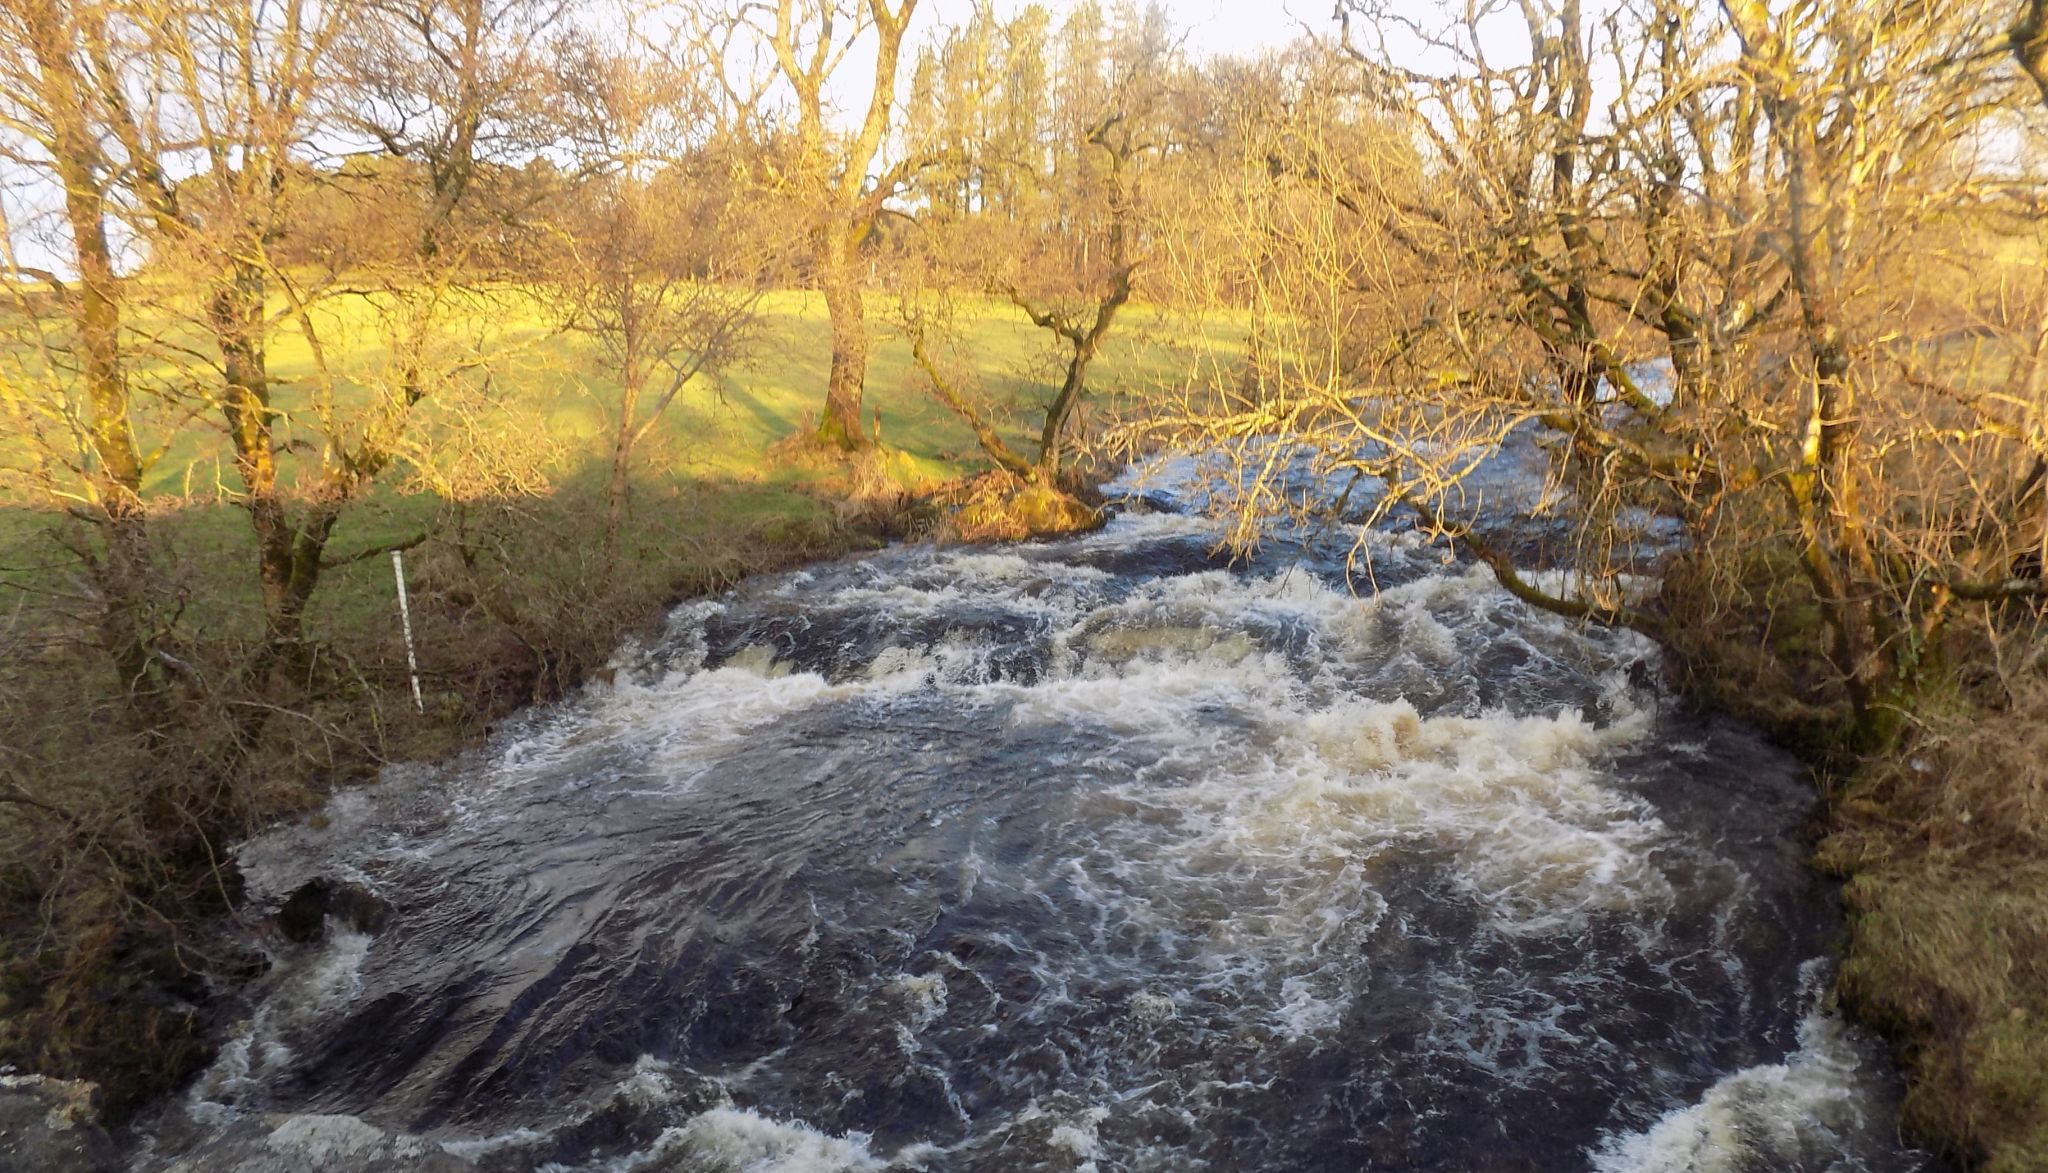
left=1167, top=0, right=1342, bottom=57
left=988, top=0, right=1339, bottom=58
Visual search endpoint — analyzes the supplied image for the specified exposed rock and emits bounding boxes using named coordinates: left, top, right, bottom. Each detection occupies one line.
left=0, top=1074, right=116, bottom=1173
left=275, top=878, right=392, bottom=944
left=153, top=1114, right=472, bottom=1173
left=274, top=882, right=327, bottom=943
left=1626, top=656, right=1659, bottom=691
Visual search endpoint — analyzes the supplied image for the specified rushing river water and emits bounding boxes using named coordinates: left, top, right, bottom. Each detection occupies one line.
left=136, top=494, right=1928, bottom=1172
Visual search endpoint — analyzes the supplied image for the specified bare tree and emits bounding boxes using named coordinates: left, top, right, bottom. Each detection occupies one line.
left=900, top=4, right=1172, bottom=486
left=999, top=107, right=1146, bottom=480
left=739, top=0, right=922, bottom=451
left=106, top=0, right=570, bottom=693
left=552, top=171, right=761, bottom=564
left=0, top=0, right=181, bottom=710
left=1133, top=1, right=2045, bottom=748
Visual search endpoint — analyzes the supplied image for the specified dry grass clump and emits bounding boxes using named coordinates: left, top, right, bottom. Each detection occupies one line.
left=763, top=434, right=931, bottom=535
left=937, top=471, right=1102, bottom=543
left=1819, top=679, right=2048, bottom=1173
left=1822, top=676, right=2048, bottom=867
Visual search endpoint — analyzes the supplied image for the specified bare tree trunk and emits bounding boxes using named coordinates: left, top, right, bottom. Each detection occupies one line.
left=1724, top=0, right=1897, bottom=743
left=1040, top=325, right=1107, bottom=476
left=86, top=4, right=325, bottom=691
left=60, top=175, right=163, bottom=707
left=25, top=0, right=167, bottom=713
left=1017, top=260, right=1133, bottom=479
left=2016, top=0, right=2048, bottom=106
left=603, top=452, right=632, bottom=566
left=816, top=227, right=872, bottom=450
left=605, top=368, right=644, bottom=570
left=206, top=255, right=312, bottom=674
left=907, top=325, right=1036, bottom=476
left=763, top=1, right=919, bottom=453
left=215, top=265, right=363, bottom=703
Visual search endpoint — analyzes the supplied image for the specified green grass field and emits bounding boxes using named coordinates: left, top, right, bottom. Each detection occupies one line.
left=2, top=286, right=1236, bottom=497
left=1, top=287, right=1243, bottom=642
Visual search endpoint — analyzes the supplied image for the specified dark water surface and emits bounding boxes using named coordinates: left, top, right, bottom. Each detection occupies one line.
left=138, top=507, right=1925, bottom=1172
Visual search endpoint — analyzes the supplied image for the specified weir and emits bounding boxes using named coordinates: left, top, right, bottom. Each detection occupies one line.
left=136, top=499, right=1925, bottom=1172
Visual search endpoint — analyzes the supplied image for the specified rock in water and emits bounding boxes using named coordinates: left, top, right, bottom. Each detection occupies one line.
left=275, top=880, right=329, bottom=943
left=276, top=878, right=393, bottom=944
left=0, top=1074, right=116, bottom=1173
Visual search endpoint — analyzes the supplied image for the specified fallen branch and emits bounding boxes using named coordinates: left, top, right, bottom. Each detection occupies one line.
left=1400, top=490, right=1663, bottom=635
left=321, top=531, right=430, bottom=570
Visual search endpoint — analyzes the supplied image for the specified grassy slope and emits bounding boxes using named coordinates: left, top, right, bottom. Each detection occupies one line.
left=63, top=287, right=1228, bottom=494
left=3, top=288, right=1238, bottom=638
left=0, top=286, right=1247, bottom=766
left=1817, top=691, right=2048, bottom=1173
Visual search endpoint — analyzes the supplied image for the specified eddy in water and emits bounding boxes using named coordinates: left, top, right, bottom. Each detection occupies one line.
left=136, top=507, right=1925, bottom=1172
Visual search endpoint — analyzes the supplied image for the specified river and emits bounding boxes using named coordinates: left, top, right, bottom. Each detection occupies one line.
left=133, top=489, right=1927, bottom=1171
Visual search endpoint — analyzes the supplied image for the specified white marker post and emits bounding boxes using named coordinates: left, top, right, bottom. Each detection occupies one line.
left=391, top=549, right=424, bottom=713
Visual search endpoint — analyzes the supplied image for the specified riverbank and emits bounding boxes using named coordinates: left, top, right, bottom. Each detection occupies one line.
left=0, top=466, right=896, bottom=1118
left=1666, top=578, right=2048, bottom=1172
left=1819, top=691, right=2048, bottom=1173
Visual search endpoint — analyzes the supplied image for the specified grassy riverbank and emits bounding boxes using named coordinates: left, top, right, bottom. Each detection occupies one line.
left=1819, top=696, right=2048, bottom=1173
left=1671, top=581, right=2048, bottom=1172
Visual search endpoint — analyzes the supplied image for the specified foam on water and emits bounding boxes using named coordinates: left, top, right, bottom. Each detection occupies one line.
left=139, top=505, right=1922, bottom=1171
left=550, top=1108, right=893, bottom=1173
left=185, top=930, right=374, bottom=1126
left=1592, top=966, right=1903, bottom=1173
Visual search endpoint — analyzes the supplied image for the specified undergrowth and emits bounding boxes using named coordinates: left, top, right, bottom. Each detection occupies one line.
left=1817, top=682, right=2048, bottom=1173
